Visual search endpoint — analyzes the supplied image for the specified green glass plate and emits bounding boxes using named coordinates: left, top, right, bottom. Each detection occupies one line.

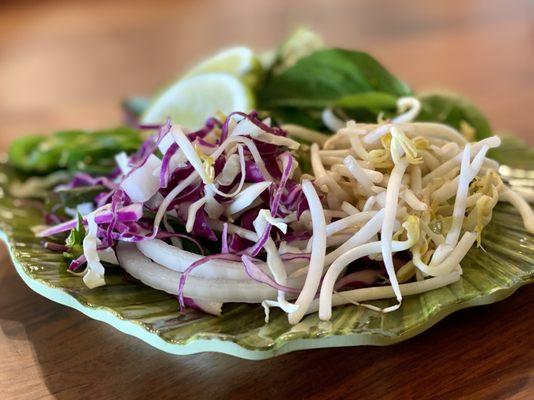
left=0, top=143, right=533, bottom=360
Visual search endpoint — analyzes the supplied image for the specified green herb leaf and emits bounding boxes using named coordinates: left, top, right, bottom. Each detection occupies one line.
left=8, top=126, right=142, bottom=174
left=335, top=92, right=398, bottom=111
left=65, top=213, right=85, bottom=247
left=259, top=49, right=410, bottom=128
left=64, top=213, right=86, bottom=259
left=416, top=92, right=492, bottom=139
left=45, top=186, right=105, bottom=216
left=269, top=107, right=325, bottom=131
left=260, top=49, right=411, bottom=108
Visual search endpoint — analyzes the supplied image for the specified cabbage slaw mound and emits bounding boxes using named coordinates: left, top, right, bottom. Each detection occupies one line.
left=37, top=100, right=534, bottom=324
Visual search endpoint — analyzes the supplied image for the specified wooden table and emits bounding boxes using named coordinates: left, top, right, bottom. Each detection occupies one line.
left=0, top=1, right=532, bottom=399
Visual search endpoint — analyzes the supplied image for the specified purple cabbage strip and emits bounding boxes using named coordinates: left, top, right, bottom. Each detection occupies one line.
left=160, top=142, right=179, bottom=188
left=254, top=142, right=279, bottom=158
left=68, top=254, right=87, bottom=271
left=38, top=203, right=143, bottom=237
left=282, top=184, right=302, bottom=207
left=128, top=118, right=171, bottom=170
left=155, top=232, right=205, bottom=256
left=187, top=117, right=220, bottom=142
left=104, top=190, right=125, bottom=247
left=161, top=165, right=195, bottom=195
left=262, top=156, right=283, bottom=180
left=241, top=255, right=300, bottom=293
left=138, top=123, right=163, bottom=130
left=177, top=253, right=242, bottom=310
left=69, top=172, right=117, bottom=190
left=95, top=190, right=115, bottom=208
left=280, top=252, right=311, bottom=261
left=284, top=231, right=311, bottom=243
left=333, top=270, right=381, bottom=291
left=196, top=137, right=217, bottom=148
left=213, top=155, right=226, bottom=178
left=228, top=234, right=250, bottom=253
left=219, top=111, right=248, bottom=142
left=244, top=161, right=265, bottom=182
left=171, top=182, right=203, bottom=204
left=247, top=152, right=293, bottom=257
left=221, top=223, right=229, bottom=254
left=296, top=196, right=310, bottom=219
left=222, top=110, right=287, bottom=139
left=181, top=297, right=220, bottom=316
left=270, top=152, right=293, bottom=216
left=44, top=211, right=63, bottom=225
left=192, top=207, right=218, bottom=241
left=43, top=241, right=69, bottom=252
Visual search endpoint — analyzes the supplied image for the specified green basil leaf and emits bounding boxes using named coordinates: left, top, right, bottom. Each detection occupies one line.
left=269, top=107, right=325, bottom=131
left=335, top=92, right=398, bottom=112
left=416, top=92, right=492, bottom=139
left=65, top=213, right=86, bottom=249
left=46, top=186, right=106, bottom=211
left=260, top=48, right=411, bottom=109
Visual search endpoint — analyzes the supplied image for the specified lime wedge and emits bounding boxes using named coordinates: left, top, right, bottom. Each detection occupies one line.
left=188, top=47, right=256, bottom=76
left=186, top=47, right=263, bottom=89
left=141, top=73, right=254, bottom=129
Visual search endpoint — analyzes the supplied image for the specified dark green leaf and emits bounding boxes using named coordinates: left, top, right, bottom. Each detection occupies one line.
left=335, top=92, right=398, bottom=111
left=270, top=107, right=325, bottom=131
left=416, top=92, right=492, bottom=139
left=259, top=49, right=410, bottom=129
left=65, top=213, right=85, bottom=248
left=260, top=48, right=411, bottom=109
left=64, top=213, right=86, bottom=259
left=46, top=186, right=105, bottom=213
left=8, top=126, right=143, bottom=174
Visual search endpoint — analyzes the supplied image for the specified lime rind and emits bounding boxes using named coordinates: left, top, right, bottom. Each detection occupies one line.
left=141, top=73, right=254, bottom=129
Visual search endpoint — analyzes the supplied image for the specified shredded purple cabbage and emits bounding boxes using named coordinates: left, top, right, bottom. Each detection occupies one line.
left=160, top=142, right=179, bottom=188
left=42, top=111, right=310, bottom=312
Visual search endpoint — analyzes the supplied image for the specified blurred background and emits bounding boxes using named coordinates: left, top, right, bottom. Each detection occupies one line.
left=1, top=0, right=533, bottom=149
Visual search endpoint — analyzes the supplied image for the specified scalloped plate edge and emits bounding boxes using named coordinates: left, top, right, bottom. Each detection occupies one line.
left=1, top=230, right=530, bottom=360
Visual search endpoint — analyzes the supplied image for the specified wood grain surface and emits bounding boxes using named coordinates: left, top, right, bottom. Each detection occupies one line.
left=0, top=1, right=533, bottom=399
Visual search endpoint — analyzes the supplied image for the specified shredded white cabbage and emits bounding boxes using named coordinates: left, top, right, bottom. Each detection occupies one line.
left=120, top=154, right=162, bottom=202
left=81, top=213, right=106, bottom=289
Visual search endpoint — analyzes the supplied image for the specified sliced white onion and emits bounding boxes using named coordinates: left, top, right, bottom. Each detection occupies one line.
left=118, top=243, right=278, bottom=302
